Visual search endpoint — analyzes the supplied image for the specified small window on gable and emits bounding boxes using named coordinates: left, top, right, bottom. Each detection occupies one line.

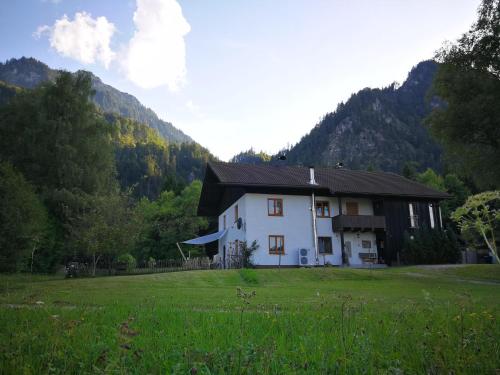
left=362, top=240, right=372, bottom=249
left=234, top=205, right=239, bottom=223
left=315, top=201, right=330, bottom=217
left=268, top=198, right=283, bottom=216
left=346, top=202, right=359, bottom=215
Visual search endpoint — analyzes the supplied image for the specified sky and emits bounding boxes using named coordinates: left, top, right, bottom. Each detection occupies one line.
left=0, top=0, right=481, bottom=160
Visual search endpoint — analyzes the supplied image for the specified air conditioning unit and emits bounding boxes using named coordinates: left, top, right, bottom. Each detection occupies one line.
left=298, top=248, right=311, bottom=267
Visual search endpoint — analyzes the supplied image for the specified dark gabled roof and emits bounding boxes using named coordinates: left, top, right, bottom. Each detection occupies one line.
left=209, top=162, right=450, bottom=198
left=198, top=162, right=450, bottom=216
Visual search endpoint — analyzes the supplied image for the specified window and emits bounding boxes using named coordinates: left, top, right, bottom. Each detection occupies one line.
left=316, top=201, right=330, bottom=217
left=234, top=204, right=239, bottom=222
left=269, top=235, right=284, bottom=254
left=429, top=204, right=435, bottom=229
left=223, top=215, right=226, bottom=229
left=268, top=198, right=283, bottom=216
left=362, top=240, right=372, bottom=249
left=346, top=202, right=359, bottom=215
left=409, top=203, right=419, bottom=228
left=318, top=237, right=332, bottom=254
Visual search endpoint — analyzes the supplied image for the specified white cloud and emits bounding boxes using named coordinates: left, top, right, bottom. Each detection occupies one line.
left=123, top=0, right=191, bottom=90
left=186, top=100, right=201, bottom=114
left=34, top=12, right=116, bottom=68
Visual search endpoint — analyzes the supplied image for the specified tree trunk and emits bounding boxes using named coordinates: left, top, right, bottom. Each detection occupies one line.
left=30, top=244, right=37, bottom=273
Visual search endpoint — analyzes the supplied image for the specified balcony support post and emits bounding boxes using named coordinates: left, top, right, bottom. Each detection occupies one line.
left=338, top=196, right=347, bottom=266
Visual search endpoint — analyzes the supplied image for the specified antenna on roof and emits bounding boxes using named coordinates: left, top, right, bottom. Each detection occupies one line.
left=277, top=154, right=287, bottom=161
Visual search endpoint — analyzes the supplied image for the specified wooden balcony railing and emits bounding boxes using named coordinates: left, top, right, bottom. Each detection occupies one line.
left=332, top=214, right=386, bottom=232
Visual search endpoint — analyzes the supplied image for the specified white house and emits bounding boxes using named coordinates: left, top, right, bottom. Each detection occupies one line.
left=195, top=162, right=449, bottom=268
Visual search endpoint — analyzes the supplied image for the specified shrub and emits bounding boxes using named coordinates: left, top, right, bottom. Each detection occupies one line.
left=117, top=253, right=136, bottom=272
left=402, top=226, right=461, bottom=264
left=241, top=240, right=259, bottom=268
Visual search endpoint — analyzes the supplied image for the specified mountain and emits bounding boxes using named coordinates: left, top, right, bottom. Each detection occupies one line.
left=0, top=57, right=192, bottom=144
left=233, top=61, right=442, bottom=173
left=285, top=60, right=442, bottom=172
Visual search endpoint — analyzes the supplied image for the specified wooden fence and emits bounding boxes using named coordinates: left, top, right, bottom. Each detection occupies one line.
left=92, top=257, right=212, bottom=277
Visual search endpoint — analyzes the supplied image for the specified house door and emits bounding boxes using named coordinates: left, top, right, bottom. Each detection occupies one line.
left=344, top=241, right=352, bottom=263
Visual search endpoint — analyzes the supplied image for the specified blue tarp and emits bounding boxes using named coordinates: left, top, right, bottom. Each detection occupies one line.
left=182, top=229, right=228, bottom=245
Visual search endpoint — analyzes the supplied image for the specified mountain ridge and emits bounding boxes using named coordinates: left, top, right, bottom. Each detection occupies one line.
left=0, top=57, right=193, bottom=144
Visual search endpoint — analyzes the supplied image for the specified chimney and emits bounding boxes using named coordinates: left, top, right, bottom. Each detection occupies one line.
left=309, top=166, right=317, bottom=185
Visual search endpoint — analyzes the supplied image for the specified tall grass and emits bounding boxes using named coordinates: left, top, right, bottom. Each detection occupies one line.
left=0, top=266, right=499, bottom=374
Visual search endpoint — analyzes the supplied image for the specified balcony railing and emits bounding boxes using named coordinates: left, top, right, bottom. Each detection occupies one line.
left=332, top=214, right=386, bottom=232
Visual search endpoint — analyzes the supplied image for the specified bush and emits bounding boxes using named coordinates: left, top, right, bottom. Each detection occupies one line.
left=241, top=240, right=259, bottom=268
left=402, top=226, right=461, bottom=265
left=117, top=253, right=136, bottom=272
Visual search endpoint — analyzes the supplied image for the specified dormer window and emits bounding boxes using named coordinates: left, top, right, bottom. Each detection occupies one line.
left=268, top=198, right=283, bottom=216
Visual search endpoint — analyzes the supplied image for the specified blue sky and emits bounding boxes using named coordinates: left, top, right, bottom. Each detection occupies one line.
left=0, top=0, right=481, bottom=160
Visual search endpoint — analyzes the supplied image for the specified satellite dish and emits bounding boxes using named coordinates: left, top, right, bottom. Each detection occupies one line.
left=237, top=217, right=243, bottom=230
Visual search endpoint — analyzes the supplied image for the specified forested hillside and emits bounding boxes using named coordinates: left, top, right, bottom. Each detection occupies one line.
left=0, top=57, right=192, bottom=143
left=110, top=113, right=214, bottom=198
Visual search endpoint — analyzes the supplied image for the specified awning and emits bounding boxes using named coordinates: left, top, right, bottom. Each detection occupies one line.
left=182, top=229, right=228, bottom=245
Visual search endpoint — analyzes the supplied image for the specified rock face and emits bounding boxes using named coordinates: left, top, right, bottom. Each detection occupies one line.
left=0, top=57, right=192, bottom=144
left=282, top=60, right=442, bottom=173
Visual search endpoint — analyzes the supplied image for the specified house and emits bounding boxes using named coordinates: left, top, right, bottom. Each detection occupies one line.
left=196, top=162, right=449, bottom=267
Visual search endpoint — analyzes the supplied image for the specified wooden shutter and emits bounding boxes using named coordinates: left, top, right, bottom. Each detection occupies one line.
left=346, top=202, right=359, bottom=215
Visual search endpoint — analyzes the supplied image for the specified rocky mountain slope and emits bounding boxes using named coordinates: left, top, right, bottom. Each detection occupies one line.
left=282, top=60, right=442, bottom=173
left=0, top=57, right=192, bottom=143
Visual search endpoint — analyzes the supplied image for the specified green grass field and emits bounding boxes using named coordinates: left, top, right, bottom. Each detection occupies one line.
left=1, top=265, right=499, bottom=374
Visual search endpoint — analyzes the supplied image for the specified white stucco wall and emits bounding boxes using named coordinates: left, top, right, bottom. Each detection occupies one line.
left=214, top=193, right=378, bottom=267
left=215, top=195, right=247, bottom=266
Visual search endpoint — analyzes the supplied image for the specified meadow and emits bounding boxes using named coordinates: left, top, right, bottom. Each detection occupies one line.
left=0, top=265, right=499, bottom=374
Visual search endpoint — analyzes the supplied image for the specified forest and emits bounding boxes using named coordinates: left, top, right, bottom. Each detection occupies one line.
left=0, top=72, right=213, bottom=274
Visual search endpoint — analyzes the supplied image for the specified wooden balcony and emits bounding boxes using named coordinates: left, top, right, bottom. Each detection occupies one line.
left=332, top=214, right=386, bottom=232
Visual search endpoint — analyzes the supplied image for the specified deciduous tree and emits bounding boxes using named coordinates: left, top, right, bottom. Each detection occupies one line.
left=452, top=191, right=499, bottom=263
